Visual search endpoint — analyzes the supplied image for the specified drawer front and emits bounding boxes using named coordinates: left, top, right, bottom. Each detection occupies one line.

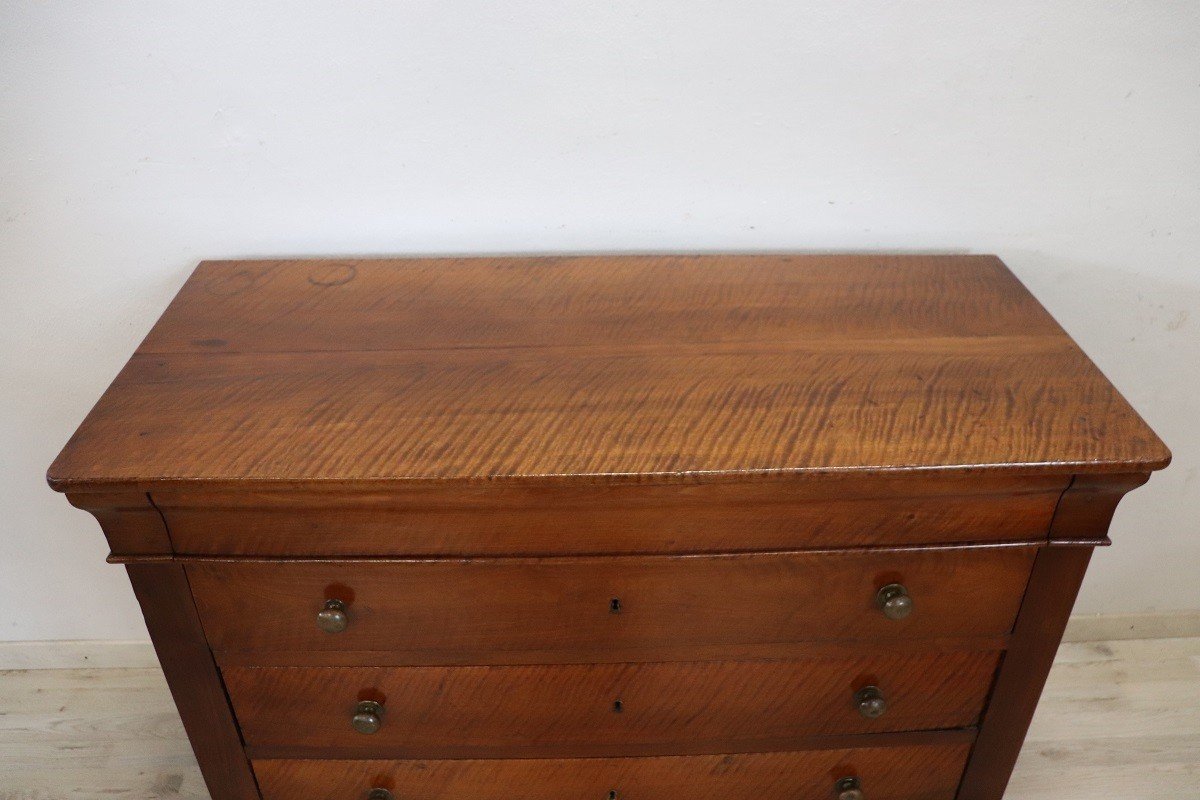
left=189, top=547, right=1035, bottom=660
left=227, top=651, right=998, bottom=757
left=157, top=474, right=1066, bottom=556
left=254, top=743, right=971, bottom=800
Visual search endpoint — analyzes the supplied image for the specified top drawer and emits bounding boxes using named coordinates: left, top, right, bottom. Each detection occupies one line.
left=156, top=474, right=1066, bottom=556
left=188, top=545, right=1035, bottom=663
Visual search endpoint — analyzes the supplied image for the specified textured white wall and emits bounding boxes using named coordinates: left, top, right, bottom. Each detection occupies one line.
left=2, top=1, right=1197, bottom=641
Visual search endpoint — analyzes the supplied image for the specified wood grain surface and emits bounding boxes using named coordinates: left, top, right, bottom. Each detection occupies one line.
left=124, top=563, right=259, bottom=800
left=133, top=255, right=1074, bottom=352
left=66, top=490, right=173, bottom=557
left=187, top=546, right=1036, bottom=658
left=958, top=547, right=1093, bottom=800
left=42, top=254, right=1173, bottom=800
left=958, top=473, right=1150, bottom=799
left=252, top=743, right=972, bottom=800
left=223, top=651, right=999, bottom=757
left=155, top=473, right=1067, bottom=556
left=8, top=637, right=1199, bottom=799
left=211, top=635, right=1012, bottom=669
left=47, top=255, right=1169, bottom=492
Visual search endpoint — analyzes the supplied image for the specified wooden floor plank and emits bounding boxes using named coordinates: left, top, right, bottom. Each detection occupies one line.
left=0, top=667, right=209, bottom=800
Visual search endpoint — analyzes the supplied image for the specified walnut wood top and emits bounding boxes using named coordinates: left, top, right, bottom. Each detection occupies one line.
left=48, top=255, right=1169, bottom=491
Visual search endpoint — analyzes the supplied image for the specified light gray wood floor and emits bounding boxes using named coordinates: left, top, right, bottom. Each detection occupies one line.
left=1, top=637, right=1197, bottom=799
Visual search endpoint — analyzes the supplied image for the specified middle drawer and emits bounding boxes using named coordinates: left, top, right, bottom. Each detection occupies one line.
left=189, top=545, right=1035, bottom=664
left=225, top=650, right=999, bottom=757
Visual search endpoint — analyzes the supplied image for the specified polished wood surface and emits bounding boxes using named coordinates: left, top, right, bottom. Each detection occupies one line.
left=66, top=490, right=173, bottom=557
left=45, top=255, right=1170, bottom=800
left=10, top=636, right=1199, bottom=799
left=132, top=256, right=1076, bottom=352
left=959, top=547, right=1093, bottom=800
left=958, top=473, right=1149, bottom=799
left=211, top=635, right=1012, bottom=669
left=47, top=255, right=1169, bottom=491
left=188, top=546, right=1035, bottom=658
left=253, top=742, right=972, bottom=800
left=156, top=473, right=1067, bottom=556
left=124, top=563, right=258, bottom=800
left=224, top=651, right=998, bottom=757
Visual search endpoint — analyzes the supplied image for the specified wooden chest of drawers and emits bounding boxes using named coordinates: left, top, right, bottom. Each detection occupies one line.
left=48, top=255, right=1169, bottom=800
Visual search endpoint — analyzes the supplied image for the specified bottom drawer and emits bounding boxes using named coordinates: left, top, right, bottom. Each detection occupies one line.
left=254, top=743, right=971, bottom=800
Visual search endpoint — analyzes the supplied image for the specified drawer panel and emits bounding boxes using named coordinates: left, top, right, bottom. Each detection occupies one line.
left=157, top=473, right=1066, bottom=556
left=189, top=546, right=1035, bottom=660
left=226, top=651, right=999, bottom=757
left=254, top=743, right=972, bottom=800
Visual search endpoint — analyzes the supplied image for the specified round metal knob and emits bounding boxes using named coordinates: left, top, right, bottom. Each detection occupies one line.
left=317, top=599, right=349, bottom=633
left=352, top=700, right=384, bottom=734
left=855, top=685, right=887, bottom=719
left=835, top=776, right=864, bottom=800
left=875, top=583, right=913, bottom=620
left=366, top=790, right=394, bottom=800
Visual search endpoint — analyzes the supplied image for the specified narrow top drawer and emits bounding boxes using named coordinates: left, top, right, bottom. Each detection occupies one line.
left=156, top=473, right=1066, bottom=556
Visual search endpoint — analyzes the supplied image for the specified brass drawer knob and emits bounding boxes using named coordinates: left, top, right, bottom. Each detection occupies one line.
left=835, top=776, right=864, bottom=800
left=317, top=599, right=349, bottom=633
left=875, top=583, right=913, bottom=620
left=352, top=700, right=384, bottom=734
left=855, top=685, right=887, bottom=719
left=367, top=790, right=394, bottom=800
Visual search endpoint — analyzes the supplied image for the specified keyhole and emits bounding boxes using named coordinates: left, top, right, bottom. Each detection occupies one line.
left=613, top=699, right=623, bottom=713
left=609, top=792, right=618, bottom=800
left=610, top=598, right=621, bottom=614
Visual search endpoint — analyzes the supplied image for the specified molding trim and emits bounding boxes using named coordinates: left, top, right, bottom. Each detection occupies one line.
left=3, top=611, right=1200, bottom=670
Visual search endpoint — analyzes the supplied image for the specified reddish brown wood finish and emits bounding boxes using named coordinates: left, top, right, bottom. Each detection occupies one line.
left=47, top=256, right=1170, bottom=800
left=134, top=256, right=1079, bottom=352
left=1044, top=472, right=1151, bottom=543
left=154, top=473, right=1067, bottom=556
left=957, top=547, right=1092, bottom=800
left=66, top=491, right=172, bottom=557
left=125, top=562, right=259, bottom=800
left=47, top=256, right=1169, bottom=492
left=956, top=474, right=1149, bottom=800
left=253, top=742, right=973, bottom=800
left=211, top=635, right=1010, bottom=669
left=187, top=547, right=1036, bottom=659
left=224, top=650, right=999, bottom=758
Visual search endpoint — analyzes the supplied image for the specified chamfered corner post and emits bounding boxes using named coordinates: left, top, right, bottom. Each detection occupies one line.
left=955, top=473, right=1151, bottom=800
left=66, top=490, right=261, bottom=800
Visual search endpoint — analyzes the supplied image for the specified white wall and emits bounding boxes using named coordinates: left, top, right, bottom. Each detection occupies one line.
left=2, top=1, right=1197, bottom=641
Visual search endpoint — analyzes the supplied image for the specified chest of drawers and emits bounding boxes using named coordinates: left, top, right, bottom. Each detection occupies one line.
left=48, top=254, right=1168, bottom=800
